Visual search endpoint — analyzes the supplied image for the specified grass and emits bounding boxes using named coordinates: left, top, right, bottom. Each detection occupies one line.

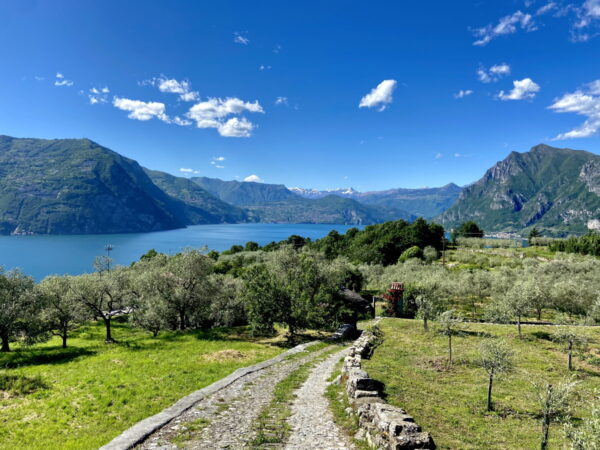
left=171, top=417, right=211, bottom=447
left=361, top=318, right=600, bottom=449
left=0, top=320, right=294, bottom=450
left=251, top=345, right=341, bottom=446
left=325, top=356, right=373, bottom=450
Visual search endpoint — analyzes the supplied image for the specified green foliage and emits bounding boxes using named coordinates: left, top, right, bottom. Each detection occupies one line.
left=399, top=245, right=423, bottom=262
left=0, top=268, right=39, bottom=352
left=452, top=221, right=484, bottom=241
left=565, top=392, right=600, bottom=449
left=549, top=232, right=600, bottom=256
left=312, top=217, right=444, bottom=266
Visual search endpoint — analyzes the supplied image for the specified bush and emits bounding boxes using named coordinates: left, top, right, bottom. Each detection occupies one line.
left=399, top=246, right=423, bottom=262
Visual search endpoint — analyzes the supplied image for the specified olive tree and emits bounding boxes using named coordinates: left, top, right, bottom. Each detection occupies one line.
left=533, top=378, right=578, bottom=450
left=437, top=309, right=462, bottom=364
left=70, top=268, right=133, bottom=343
left=0, top=268, right=37, bottom=352
left=38, top=275, right=88, bottom=348
left=479, top=339, right=514, bottom=411
left=136, top=250, right=215, bottom=330
left=241, top=246, right=344, bottom=344
left=552, top=326, right=588, bottom=371
left=565, top=392, right=600, bottom=449
left=414, top=276, right=445, bottom=331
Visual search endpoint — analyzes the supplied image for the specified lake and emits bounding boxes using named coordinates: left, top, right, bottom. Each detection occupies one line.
left=0, top=223, right=357, bottom=280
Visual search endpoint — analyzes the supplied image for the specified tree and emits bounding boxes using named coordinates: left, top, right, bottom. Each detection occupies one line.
left=423, top=246, right=439, bottom=264
left=528, top=227, right=542, bottom=242
left=533, top=378, right=578, bottom=450
left=552, top=326, right=588, bottom=371
left=479, top=339, right=514, bottom=411
left=38, top=276, right=87, bottom=348
left=565, top=392, right=600, bottom=449
left=453, top=221, right=484, bottom=242
left=438, top=310, right=462, bottom=364
left=136, top=249, right=215, bottom=330
left=399, top=246, right=423, bottom=262
left=502, top=280, right=533, bottom=338
left=414, top=279, right=444, bottom=331
left=70, top=269, right=133, bottom=343
left=241, top=246, right=344, bottom=344
left=0, top=268, right=37, bottom=352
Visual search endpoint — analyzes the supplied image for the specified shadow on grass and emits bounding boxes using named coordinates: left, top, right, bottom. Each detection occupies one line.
left=0, top=346, right=96, bottom=369
left=0, top=373, right=48, bottom=396
left=530, top=331, right=552, bottom=341
left=460, top=330, right=494, bottom=339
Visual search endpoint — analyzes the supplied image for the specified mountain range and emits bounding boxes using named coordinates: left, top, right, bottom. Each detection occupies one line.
left=438, top=144, right=600, bottom=235
left=1, top=136, right=598, bottom=236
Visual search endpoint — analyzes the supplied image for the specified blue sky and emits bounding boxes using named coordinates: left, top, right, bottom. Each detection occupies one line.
left=1, top=0, right=600, bottom=191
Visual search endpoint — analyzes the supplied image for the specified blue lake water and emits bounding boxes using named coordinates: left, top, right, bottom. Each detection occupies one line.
left=0, top=223, right=356, bottom=280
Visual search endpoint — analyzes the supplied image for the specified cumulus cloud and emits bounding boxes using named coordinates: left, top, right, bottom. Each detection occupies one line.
left=359, top=79, right=397, bottom=111
left=244, top=174, right=263, bottom=182
left=275, top=96, right=288, bottom=105
left=234, top=32, right=249, bottom=45
left=454, top=90, right=474, bottom=99
left=212, top=156, right=226, bottom=161
left=88, top=87, right=110, bottom=104
left=143, top=76, right=199, bottom=102
left=549, top=80, right=600, bottom=139
left=113, top=97, right=170, bottom=122
left=472, top=11, right=536, bottom=46
left=54, top=72, right=73, bottom=87
left=498, top=78, right=540, bottom=100
left=186, top=97, right=264, bottom=137
left=537, top=2, right=558, bottom=15
left=477, top=63, right=511, bottom=83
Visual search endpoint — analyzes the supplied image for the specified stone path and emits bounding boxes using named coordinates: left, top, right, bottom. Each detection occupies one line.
left=285, top=349, right=354, bottom=450
left=138, top=345, right=350, bottom=449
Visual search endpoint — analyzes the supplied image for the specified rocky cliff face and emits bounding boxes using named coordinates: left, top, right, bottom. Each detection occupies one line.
left=438, top=144, right=600, bottom=235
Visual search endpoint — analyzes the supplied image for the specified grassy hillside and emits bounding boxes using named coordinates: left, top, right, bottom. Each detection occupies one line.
left=144, top=169, right=250, bottom=223
left=0, top=321, right=288, bottom=449
left=363, top=319, right=600, bottom=449
left=0, top=136, right=185, bottom=235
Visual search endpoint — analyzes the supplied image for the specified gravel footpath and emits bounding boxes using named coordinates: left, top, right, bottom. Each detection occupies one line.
left=138, top=346, right=333, bottom=449
left=285, top=348, right=354, bottom=450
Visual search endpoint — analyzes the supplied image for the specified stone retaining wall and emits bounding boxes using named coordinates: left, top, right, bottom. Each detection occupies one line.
left=340, top=327, right=436, bottom=449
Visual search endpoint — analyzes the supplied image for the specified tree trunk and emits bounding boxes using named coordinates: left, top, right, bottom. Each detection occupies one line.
left=179, top=310, right=186, bottom=330
left=487, top=371, right=494, bottom=411
left=62, top=333, right=68, bottom=349
left=448, top=334, right=452, bottom=364
left=104, top=317, right=114, bottom=343
left=0, top=331, right=10, bottom=353
left=568, top=341, right=573, bottom=371
left=288, top=323, right=296, bottom=345
left=423, top=316, right=428, bottom=331
left=537, top=308, right=542, bottom=321
left=541, top=385, right=552, bottom=450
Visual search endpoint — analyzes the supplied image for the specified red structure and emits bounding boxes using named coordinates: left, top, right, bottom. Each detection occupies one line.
left=383, top=282, right=404, bottom=317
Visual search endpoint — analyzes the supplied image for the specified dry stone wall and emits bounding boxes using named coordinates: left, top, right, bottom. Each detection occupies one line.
left=340, top=328, right=436, bottom=450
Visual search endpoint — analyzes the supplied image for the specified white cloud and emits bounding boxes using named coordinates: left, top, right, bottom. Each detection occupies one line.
left=113, top=97, right=170, bottom=122
left=215, top=165, right=225, bottom=169
left=54, top=72, right=73, bottom=87
left=577, top=0, right=600, bottom=27
left=186, top=97, right=264, bottom=137
left=218, top=117, right=255, bottom=137
left=359, top=79, right=397, bottom=111
left=141, top=76, right=199, bottom=102
left=34, top=76, right=44, bottom=81
left=259, top=65, right=272, bottom=71
left=244, top=174, right=263, bottom=182
left=171, top=116, right=192, bottom=126
left=454, top=90, right=474, bottom=99
left=477, top=63, right=511, bottom=83
left=234, top=32, right=249, bottom=45
left=537, top=2, right=557, bottom=15
left=179, top=168, right=199, bottom=174
left=212, top=156, right=226, bottom=162
left=549, top=80, right=600, bottom=139
left=497, top=78, right=540, bottom=100
left=275, top=96, right=288, bottom=105
left=473, top=11, right=536, bottom=46
left=88, top=87, right=110, bottom=104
